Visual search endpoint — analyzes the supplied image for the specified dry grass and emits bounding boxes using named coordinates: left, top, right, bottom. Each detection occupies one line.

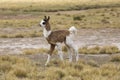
left=0, top=7, right=120, bottom=38
left=0, top=0, right=120, bottom=38
left=0, top=30, right=42, bottom=38
left=23, top=46, right=68, bottom=55
left=0, top=0, right=120, bottom=13
left=111, top=54, right=120, bottom=62
left=23, top=48, right=48, bottom=55
left=79, top=46, right=120, bottom=54
left=0, top=55, right=38, bottom=80
left=22, top=45, right=120, bottom=55
left=0, top=55, right=120, bottom=80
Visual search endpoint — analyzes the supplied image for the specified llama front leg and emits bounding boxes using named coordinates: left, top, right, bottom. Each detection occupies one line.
left=45, top=54, right=51, bottom=66
left=56, top=43, right=64, bottom=61
left=45, top=44, right=55, bottom=66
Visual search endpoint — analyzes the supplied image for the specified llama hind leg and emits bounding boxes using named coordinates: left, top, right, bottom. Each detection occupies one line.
left=68, top=43, right=79, bottom=62
left=66, top=37, right=79, bottom=62
left=73, top=45, right=79, bottom=61
left=66, top=46, right=73, bottom=62
left=56, top=43, right=64, bottom=61
left=67, top=44, right=79, bottom=62
left=45, top=44, right=55, bottom=66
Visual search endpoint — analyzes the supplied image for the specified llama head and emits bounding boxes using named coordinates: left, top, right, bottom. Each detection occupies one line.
left=40, top=16, right=50, bottom=27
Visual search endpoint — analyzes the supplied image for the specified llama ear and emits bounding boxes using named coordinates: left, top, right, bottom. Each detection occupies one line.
left=47, top=16, right=50, bottom=21
left=44, top=16, right=47, bottom=20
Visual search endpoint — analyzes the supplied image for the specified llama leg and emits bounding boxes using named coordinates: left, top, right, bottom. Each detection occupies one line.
left=45, top=54, right=51, bottom=66
left=66, top=37, right=73, bottom=62
left=66, top=36, right=79, bottom=62
left=66, top=46, right=73, bottom=62
left=45, top=44, right=55, bottom=66
left=56, top=43, right=64, bottom=61
left=71, top=44, right=79, bottom=61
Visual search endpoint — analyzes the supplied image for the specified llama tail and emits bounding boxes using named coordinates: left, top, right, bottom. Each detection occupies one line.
left=69, top=26, right=77, bottom=35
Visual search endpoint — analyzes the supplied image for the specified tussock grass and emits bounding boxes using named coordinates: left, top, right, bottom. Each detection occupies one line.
left=111, top=54, right=120, bottom=62
left=0, top=7, right=120, bottom=38
left=23, top=46, right=120, bottom=55
left=79, top=46, right=120, bottom=54
left=0, top=55, right=120, bottom=80
left=0, top=30, right=42, bottom=38
left=0, top=55, right=38, bottom=80
left=23, top=48, right=48, bottom=55
left=23, top=46, right=68, bottom=55
left=100, top=46, right=120, bottom=54
left=0, top=19, right=39, bottom=28
left=0, top=0, right=120, bottom=13
left=0, top=0, right=120, bottom=38
left=73, top=15, right=85, bottom=21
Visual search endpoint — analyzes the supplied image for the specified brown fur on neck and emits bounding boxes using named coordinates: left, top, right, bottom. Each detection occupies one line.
left=45, top=22, right=51, bottom=31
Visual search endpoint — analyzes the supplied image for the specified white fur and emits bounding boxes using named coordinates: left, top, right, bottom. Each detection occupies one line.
left=40, top=20, right=51, bottom=38
left=67, top=47, right=73, bottom=62
left=66, top=26, right=79, bottom=62
left=43, top=28, right=51, bottom=38
left=40, top=20, right=45, bottom=27
left=56, top=43, right=64, bottom=61
left=69, top=26, right=77, bottom=35
left=45, top=54, right=51, bottom=66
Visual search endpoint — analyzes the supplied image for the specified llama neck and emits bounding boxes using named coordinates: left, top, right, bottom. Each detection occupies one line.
left=43, top=28, right=51, bottom=38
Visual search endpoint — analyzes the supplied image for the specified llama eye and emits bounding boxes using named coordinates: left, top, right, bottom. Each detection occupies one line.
left=43, top=22, right=46, bottom=25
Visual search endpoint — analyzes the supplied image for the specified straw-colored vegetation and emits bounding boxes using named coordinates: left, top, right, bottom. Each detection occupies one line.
left=22, top=46, right=120, bottom=55
left=79, top=46, right=120, bottom=54
left=0, top=0, right=120, bottom=13
left=23, top=46, right=68, bottom=55
left=23, top=48, right=48, bottom=55
left=111, top=54, right=120, bottom=62
left=0, top=1, right=120, bottom=80
left=0, top=55, right=120, bottom=80
left=0, top=0, right=120, bottom=38
left=0, top=30, right=42, bottom=38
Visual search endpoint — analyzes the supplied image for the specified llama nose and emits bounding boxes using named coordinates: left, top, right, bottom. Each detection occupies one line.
left=39, top=24, right=41, bottom=27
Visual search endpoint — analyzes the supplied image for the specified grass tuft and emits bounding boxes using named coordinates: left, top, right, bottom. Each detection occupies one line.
left=73, top=15, right=85, bottom=21
left=79, top=46, right=120, bottom=54
left=0, top=55, right=120, bottom=80
left=111, top=55, right=120, bottom=62
left=23, top=48, right=48, bottom=55
left=100, top=46, right=120, bottom=54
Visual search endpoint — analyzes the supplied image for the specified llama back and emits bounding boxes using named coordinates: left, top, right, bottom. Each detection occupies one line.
left=46, top=30, right=70, bottom=44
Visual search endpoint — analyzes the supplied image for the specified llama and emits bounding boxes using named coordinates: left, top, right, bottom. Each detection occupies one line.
left=39, top=16, right=79, bottom=66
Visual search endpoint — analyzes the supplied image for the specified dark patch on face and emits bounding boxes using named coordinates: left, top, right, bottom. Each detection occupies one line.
left=43, top=21, right=46, bottom=25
